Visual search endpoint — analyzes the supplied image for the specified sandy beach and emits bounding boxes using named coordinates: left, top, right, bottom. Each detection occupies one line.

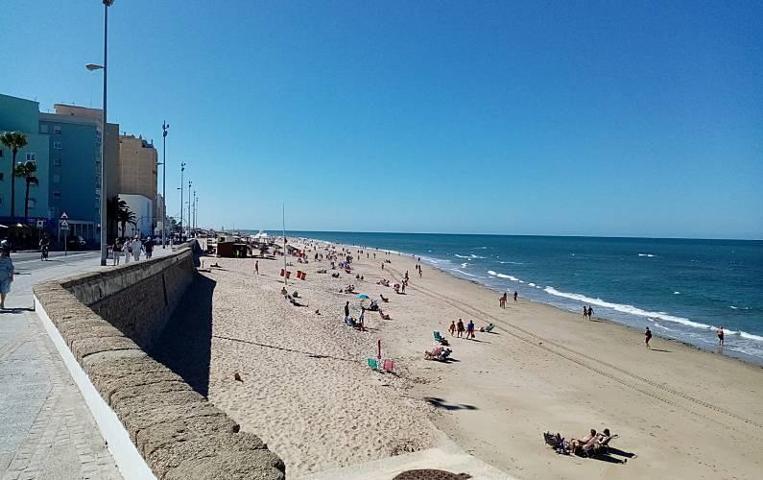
left=161, top=240, right=763, bottom=479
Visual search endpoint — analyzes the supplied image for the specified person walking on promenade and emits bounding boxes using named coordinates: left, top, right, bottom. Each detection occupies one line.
left=132, top=236, right=143, bottom=262
left=255, top=260, right=259, bottom=275
left=456, top=318, right=465, bottom=338
left=717, top=326, right=725, bottom=346
left=113, top=239, right=122, bottom=266
left=122, top=238, right=132, bottom=264
left=0, top=241, right=14, bottom=309
left=645, top=326, right=652, bottom=348
left=144, top=237, right=155, bottom=259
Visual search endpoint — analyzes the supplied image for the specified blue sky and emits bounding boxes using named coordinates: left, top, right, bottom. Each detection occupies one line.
left=2, top=1, right=761, bottom=238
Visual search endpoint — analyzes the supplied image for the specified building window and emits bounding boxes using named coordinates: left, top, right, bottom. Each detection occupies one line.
left=53, top=191, right=61, bottom=199
left=53, top=125, right=62, bottom=134
left=52, top=174, right=60, bottom=183
left=40, top=124, right=49, bottom=134
left=53, top=141, right=63, bottom=150
left=54, top=157, right=62, bottom=167
left=26, top=152, right=36, bottom=161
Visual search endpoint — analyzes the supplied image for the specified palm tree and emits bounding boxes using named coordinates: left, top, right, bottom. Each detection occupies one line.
left=0, top=131, right=28, bottom=218
left=107, top=195, right=127, bottom=241
left=13, top=161, right=38, bottom=222
left=116, top=205, right=137, bottom=238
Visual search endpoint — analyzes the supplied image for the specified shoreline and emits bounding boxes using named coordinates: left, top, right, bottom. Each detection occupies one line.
left=297, top=236, right=763, bottom=368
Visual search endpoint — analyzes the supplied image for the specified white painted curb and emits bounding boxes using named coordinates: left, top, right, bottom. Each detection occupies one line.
left=35, top=296, right=157, bottom=480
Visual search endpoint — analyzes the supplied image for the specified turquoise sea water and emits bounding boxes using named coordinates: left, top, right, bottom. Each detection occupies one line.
left=269, top=231, right=763, bottom=364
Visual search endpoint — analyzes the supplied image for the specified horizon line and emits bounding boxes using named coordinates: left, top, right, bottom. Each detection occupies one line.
left=219, top=228, right=762, bottom=242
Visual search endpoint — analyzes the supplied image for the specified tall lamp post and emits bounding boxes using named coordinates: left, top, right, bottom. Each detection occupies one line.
left=87, top=0, right=115, bottom=266
left=187, top=180, right=192, bottom=237
left=161, top=121, right=169, bottom=248
left=179, top=162, right=186, bottom=238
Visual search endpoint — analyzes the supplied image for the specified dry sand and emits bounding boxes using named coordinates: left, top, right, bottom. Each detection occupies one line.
left=187, top=241, right=763, bottom=479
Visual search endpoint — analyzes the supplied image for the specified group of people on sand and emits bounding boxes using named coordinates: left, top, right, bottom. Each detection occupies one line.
left=498, top=291, right=518, bottom=308
left=448, top=318, right=476, bottom=339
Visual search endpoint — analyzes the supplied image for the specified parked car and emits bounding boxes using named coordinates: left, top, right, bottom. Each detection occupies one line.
left=66, top=235, right=88, bottom=250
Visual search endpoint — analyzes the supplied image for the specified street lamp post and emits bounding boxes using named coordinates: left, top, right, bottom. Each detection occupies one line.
left=94, top=0, right=114, bottom=266
left=187, top=180, right=192, bottom=237
left=161, top=121, right=169, bottom=248
left=179, top=162, right=186, bottom=239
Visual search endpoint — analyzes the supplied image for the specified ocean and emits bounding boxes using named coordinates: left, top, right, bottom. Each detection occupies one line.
left=274, top=232, right=763, bottom=364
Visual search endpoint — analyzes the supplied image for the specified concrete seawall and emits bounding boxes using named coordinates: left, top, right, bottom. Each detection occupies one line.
left=33, top=246, right=285, bottom=480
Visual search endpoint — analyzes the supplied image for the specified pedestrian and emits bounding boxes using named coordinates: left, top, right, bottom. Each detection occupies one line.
left=132, top=236, right=143, bottom=262
left=0, top=241, right=14, bottom=309
left=114, top=239, right=122, bottom=265
left=513, top=291, right=518, bottom=302
left=358, top=307, right=365, bottom=331
left=717, top=326, right=725, bottom=346
left=456, top=318, right=465, bottom=338
left=466, top=320, right=475, bottom=339
left=583, top=305, right=588, bottom=317
left=448, top=320, right=456, bottom=336
left=255, top=260, right=259, bottom=275
left=344, top=301, right=350, bottom=318
left=645, top=326, right=652, bottom=348
left=122, top=238, right=132, bottom=263
left=144, top=236, right=154, bottom=259
left=588, top=306, right=594, bottom=319
left=381, top=263, right=384, bottom=270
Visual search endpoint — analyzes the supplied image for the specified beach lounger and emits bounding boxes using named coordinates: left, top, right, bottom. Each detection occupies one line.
left=433, top=331, right=449, bottom=345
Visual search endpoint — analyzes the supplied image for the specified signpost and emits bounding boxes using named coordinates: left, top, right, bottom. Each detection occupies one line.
left=60, top=212, right=69, bottom=256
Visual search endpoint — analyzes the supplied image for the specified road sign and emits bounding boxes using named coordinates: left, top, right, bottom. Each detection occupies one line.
left=36, top=219, right=45, bottom=229
left=60, top=212, right=69, bottom=220
left=60, top=219, right=69, bottom=231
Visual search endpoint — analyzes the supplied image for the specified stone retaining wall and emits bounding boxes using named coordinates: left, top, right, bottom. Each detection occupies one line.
left=33, top=246, right=285, bottom=480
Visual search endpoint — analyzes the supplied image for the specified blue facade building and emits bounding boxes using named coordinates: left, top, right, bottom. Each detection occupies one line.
left=0, top=94, right=115, bottom=243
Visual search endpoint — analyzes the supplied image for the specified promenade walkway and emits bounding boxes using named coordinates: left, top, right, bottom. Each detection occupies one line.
left=0, top=247, right=174, bottom=480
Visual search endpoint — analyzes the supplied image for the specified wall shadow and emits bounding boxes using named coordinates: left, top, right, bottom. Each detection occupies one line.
left=149, top=274, right=215, bottom=397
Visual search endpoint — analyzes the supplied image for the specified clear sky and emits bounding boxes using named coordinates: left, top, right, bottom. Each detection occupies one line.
left=2, top=1, right=761, bottom=239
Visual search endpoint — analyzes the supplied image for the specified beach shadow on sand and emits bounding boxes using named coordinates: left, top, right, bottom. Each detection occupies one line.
left=425, top=396, right=478, bottom=411
left=149, top=274, right=216, bottom=397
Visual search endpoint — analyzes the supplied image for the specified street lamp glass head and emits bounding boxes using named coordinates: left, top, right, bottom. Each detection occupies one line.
left=86, top=63, right=104, bottom=71
left=103, top=0, right=116, bottom=6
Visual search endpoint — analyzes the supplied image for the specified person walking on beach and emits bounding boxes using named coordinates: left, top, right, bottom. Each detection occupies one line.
left=344, top=301, right=350, bottom=319
left=255, top=260, right=259, bottom=275
left=645, top=326, right=652, bottom=348
left=513, top=291, right=518, bottom=302
left=717, top=326, right=725, bottom=346
left=456, top=319, right=465, bottom=338
left=466, top=320, right=476, bottom=339
left=588, top=306, right=594, bottom=319
left=449, top=320, right=456, bottom=336
left=0, top=242, right=15, bottom=309
left=583, top=306, right=588, bottom=317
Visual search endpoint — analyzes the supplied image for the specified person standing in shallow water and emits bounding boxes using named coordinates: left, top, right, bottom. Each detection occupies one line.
left=0, top=242, right=14, bottom=309
left=717, top=326, right=725, bottom=346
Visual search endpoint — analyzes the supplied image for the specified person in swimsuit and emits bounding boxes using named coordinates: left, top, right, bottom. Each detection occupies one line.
left=717, top=326, right=725, bottom=346
left=456, top=319, right=465, bottom=338
left=513, top=291, right=518, bottom=302
left=448, top=320, right=456, bottom=336
left=645, top=326, right=652, bottom=348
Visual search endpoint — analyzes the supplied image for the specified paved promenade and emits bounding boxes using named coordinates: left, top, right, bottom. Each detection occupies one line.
left=0, top=247, right=174, bottom=480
